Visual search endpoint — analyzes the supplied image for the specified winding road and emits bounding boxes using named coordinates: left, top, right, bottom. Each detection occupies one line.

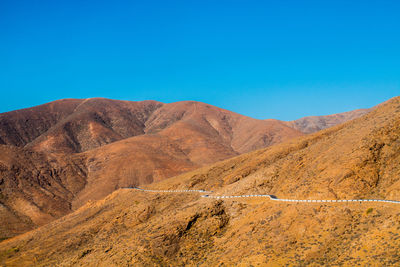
left=130, top=187, right=400, bottom=204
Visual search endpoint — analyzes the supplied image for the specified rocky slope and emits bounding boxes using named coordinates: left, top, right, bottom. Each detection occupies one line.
left=1, top=97, right=399, bottom=266
left=0, top=145, right=86, bottom=240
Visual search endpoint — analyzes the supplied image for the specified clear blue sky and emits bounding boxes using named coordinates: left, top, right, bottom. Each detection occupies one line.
left=0, top=0, right=399, bottom=120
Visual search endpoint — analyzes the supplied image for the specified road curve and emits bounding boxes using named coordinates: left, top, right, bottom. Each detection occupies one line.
left=127, top=187, right=400, bottom=204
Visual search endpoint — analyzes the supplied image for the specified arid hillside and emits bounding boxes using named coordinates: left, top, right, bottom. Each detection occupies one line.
left=0, top=145, right=86, bottom=239
left=1, top=97, right=399, bottom=266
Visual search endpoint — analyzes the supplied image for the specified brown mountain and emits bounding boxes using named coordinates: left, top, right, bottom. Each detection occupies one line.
left=1, top=97, right=399, bottom=266
left=0, top=98, right=304, bottom=240
left=0, top=98, right=303, bottom=154
left=284, top=108, right=371, bottom=134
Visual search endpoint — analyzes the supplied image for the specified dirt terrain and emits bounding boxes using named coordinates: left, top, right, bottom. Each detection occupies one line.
left=0, top=97, right=398, bottom=266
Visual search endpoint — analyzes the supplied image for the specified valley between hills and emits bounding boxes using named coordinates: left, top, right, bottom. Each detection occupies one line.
left=2, top=97, right=398, bottom=266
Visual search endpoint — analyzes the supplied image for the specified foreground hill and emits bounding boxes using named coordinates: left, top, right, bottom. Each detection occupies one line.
left=1, top=97, right=399, bottom=266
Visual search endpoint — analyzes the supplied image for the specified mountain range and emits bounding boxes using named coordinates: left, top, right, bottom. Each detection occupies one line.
left=0, top=97, right=387, bottom=266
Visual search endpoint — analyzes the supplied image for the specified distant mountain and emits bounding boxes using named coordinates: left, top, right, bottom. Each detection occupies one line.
left=1, top=97, right=399, bottom=266
left=0, top=98, right=302, bottom=154
left=284, top=108, right=371, bottom=134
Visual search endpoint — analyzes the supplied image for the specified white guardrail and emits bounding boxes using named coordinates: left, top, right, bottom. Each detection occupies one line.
left=126, top=187, right=400, bottom=204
